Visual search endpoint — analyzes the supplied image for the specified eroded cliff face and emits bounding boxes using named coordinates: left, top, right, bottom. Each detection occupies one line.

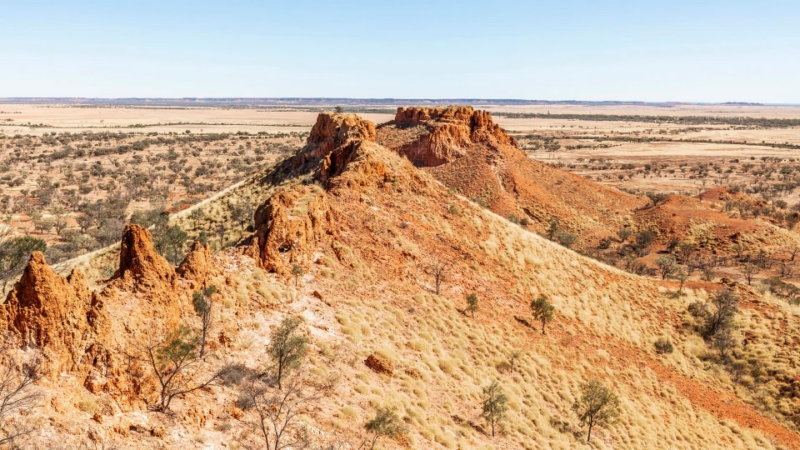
left=291, top=113, right=377, bottom=170
left=253, top=185, right=335, bottom=275
left=0, top=252, right=111, bottom=374
left=389, top=106, right=517, bottom=166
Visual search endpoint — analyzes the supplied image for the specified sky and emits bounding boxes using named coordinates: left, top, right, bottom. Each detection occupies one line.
left=0, top=0, right=799, bottom=103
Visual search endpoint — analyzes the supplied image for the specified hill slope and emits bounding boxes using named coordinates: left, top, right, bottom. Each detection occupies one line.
left=376, top=106, right=648, bottom=243
left=0, top=112, right=798, bottom=449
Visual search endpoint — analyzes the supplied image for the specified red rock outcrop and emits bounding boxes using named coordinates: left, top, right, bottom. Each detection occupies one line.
left=177, top=241, right=216, bottom=286
left=254, top=185, right=336, bottom=275
left=103, top=224, right=182, bottom=338
left=114, top=224, right=177, bottom=290
left=366, top=353, right=393, bottom=375
left=388, top=106, right=517, bottom=166
left=290, top=113, right=376, bottom=170
left=0, top=252, right=110, bottom=372
left=317, top=141, right=390, bottom=189
left=376, top=107, right=646, bottom=243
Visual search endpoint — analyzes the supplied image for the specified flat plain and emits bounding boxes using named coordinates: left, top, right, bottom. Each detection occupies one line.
left=2, top=101, right=800, bottom=275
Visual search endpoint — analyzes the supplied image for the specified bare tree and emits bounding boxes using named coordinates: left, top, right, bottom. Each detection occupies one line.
left=427, top=260, right=449, bottom=295
left=0, top=350, right=44, bottom=446
left=741, top=263, right=759, bottom=285
left=139, top=326, right=223, bottom=411
left=240, top=375, right=315, bottom=450
left=787, top=246, right=800, bottom=262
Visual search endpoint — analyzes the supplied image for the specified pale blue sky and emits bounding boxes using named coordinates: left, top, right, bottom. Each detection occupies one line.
left=1, top=1, right=798, bottom=102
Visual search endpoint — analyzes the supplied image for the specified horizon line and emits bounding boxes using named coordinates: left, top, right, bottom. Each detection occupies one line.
left=2, top=97, right=799, bottom=107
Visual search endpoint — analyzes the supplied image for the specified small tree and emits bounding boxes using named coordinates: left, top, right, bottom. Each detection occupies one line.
left=676, top=241, right=697, bottom=263
left=188, top=208, right=205, bottom=229
left=267, top=316, right=308, bottom=390
left=711, top=328, right=736, bottom=360
left=699, top=260, right=717, bottom=282
left=646, top=191, right=667, bottom=207
left=546, top=218, right=560, bottom=241
left=334, top=106, right=344, bottom=114
left=616, top=227, right=632, bottom=243
left=703, top=289, right=739, bottom=338
left=364, top=407, right=407, bottom=450
left=572, top=379, right=620, bottom=443
left=633, top=231, right=655, bottom=257
left=230, top=201, right=255, bottom=231
left=142, top=326, right=223, bottom=411
left=427, top=261, right=449, bottom=295
left=530, top=295, right=555, bottom=334
left=52, top=207, right=68, bottom=236
left=291, top=264, right=303, bottom=289
left=0, top=236, right=47, bottom=292
left=741, top=263, right=759, bottom=285
left=76, top=214, right=94, bottom=234
left=672, top=268, right=689, bottom=295
left=157, top=224, right=188, bottom=265
left=465, top=293, right=479, bottom=318
left=656, top=255, right=677, bottom=280
left=481, top=380, right=508, bottom=437
left=192, top=285, right=217, bottom=357
left=215, top=223, right=227, bottom=247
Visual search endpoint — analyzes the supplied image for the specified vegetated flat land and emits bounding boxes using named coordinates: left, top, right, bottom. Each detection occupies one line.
left=0, top=105, right=328, bottom=267
left=490, top=104, right=800, bottom=206
left=3, top=102, right=800, bottom=271
left=0, top=103, right=391, bottom=135
left=495, top=105, right=800, bottom=290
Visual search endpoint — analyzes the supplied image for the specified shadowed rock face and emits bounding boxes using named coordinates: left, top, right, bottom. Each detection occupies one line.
left=0, top=252, right=110, bottom=373
left=254, top=185, right=335, bottom=275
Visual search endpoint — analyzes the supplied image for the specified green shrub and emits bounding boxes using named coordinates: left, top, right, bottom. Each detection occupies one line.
left=654, top=338, right=674, bottom=354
